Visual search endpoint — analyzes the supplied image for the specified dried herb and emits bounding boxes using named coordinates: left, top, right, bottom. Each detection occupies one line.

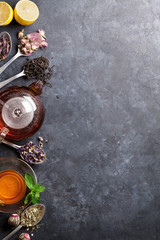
left=17, top=141, right=45, bottom=164
left=21, top=204, right=44, bottom=227
left=24, top=173, right=45, bottom=205
left=18, top=29, right=48, bottom=55
left=23, top=56, right=54, bottom=85
left=18, top=233, right=30, bottom=240
left=0, top=33, right=11, bottom=60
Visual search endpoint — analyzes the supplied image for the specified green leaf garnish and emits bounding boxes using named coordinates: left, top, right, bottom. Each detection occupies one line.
left=33, top=184, right=46, bottom=193
left=31, top=195, right=40, bottom=204
left=24, top=173, right=45, bottom=205
left=24, top=192, right=31, bottom=204
left=25, top=173, right=35, bottom=190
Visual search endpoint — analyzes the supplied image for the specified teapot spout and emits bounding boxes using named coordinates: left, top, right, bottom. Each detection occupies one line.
left=29, top=80, right=43, bottom=96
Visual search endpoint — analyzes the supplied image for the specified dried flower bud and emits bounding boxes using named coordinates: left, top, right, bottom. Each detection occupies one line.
left=18, top=233, right=31, bottom=240
left=38, top=29, right=46, bottom=39
left=18, top=29, right=24, bottom=39
left=25, top=42, right=31, bottom=49
left=8, top=213, right=20, bottom=227
left=21, top=47, right=28, bottom=54
left=38, top=136, right=43, bottom=142
left=20, top=38, right=27, bottom=45
left=40, top=41, right=48, bottom=48
left=31, top=42, right=39, bottom=51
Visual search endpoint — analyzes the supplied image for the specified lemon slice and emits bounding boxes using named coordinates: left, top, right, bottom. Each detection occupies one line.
left=14, top=0, right=39, bottom=26
left=0, top=2, right=13, bottom=26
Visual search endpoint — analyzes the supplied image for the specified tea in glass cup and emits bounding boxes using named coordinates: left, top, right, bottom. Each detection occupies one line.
left=0, top=169, right=26, bottom=204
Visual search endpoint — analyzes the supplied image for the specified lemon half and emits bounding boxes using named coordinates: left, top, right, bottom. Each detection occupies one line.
left=0, top=2, right=13, bottom=26
left=14, top=0, right=39, bottom=26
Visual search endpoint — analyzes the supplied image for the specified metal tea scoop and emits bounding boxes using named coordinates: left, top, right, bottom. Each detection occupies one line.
left=0, top=48, right=27, bottom=75
left=2, top=139, right=46, bottom=164
left=2, top=204, right=45, bottom=240
left=0, top=56, right=50, bottom=89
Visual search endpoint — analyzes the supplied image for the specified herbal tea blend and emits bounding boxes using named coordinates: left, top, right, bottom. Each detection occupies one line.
left=17, top=141, right=45, bottom=164
left=21, top=204, right=45, bottom=227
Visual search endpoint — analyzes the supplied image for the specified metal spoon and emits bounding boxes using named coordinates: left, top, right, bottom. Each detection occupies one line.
left=0, top=69, right=25, bottom=89
left=0, top=48, right=27, bottom=75
left=2, top=138, right=45, bottom=164
left=0, top=56, right=50, bottom=89
left=2, top=204, right=45, bottom=240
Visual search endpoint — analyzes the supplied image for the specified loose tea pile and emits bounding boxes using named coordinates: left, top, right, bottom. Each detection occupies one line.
left=23, top=56, right=54, bottom=85
left=17, top=141, right=45, bottom=164
left=21, top=205, right=44, bottom=227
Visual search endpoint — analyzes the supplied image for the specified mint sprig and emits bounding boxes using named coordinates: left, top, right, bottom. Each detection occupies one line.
left=24, top=173, right=46, bottom=205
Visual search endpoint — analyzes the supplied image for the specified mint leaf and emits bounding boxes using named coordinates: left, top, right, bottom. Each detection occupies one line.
left=31, top=195, right=40, bottom=204
left=33, top=184, right=46, bottom=193
left=35, top=192, right=40, bottom=198
left=24, top=173, right=46, bottom=205
left=25, top=173, right=35, bottom=190
left=24, top=192, right=32, bottom=204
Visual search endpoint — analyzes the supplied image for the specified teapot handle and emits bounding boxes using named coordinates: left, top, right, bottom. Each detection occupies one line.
left=0, top=127, right=9, bottom=143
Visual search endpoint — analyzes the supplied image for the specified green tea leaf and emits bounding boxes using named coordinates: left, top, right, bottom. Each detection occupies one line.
left=24, top=192, right=32, bottom=204
left=25, top=173, right=35, bottom=190
left=31, top=195, right=40, bottom=204
left=33, top=184, right=46, bottom=193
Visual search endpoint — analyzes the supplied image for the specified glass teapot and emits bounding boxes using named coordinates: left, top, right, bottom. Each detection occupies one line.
left=0, top=81, right=45, bottom=141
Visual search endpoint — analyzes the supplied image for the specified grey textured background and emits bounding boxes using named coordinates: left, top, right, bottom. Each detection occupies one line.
left=1, top=0, right=160, bottom=239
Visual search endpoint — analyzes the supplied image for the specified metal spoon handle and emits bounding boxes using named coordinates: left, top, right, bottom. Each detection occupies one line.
left=2, top=139, right=21, bottom=150
left=2, top=224, right=22, bottom=240
left=0, top=50, right=23, bottom=75
left=0, top=70, right=25, bottom=89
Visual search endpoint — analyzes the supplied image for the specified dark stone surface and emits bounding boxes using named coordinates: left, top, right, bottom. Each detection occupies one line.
left=1, top=0, right=160, bottom=239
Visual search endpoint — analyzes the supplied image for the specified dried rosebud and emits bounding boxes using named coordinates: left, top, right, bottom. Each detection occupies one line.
left=27, top=32, right=42, bottom=43
left=18, top=29, right=24, bottom=39
left=38, top=136, right=43, bottom=142
left=40, top=41, right=48, bottom=48
left=21, top=47, right=28, bottom=54
left=31, top=42, right=39, bottom=51
left=38, top=29, right=46, bottom=39
left=8, top=213, right=20, bottom=227
left=18, top=233, right=31, bottom=240
left=20, top=38, right=27, bottom=45
left=25, top=42, right=31, bottom=49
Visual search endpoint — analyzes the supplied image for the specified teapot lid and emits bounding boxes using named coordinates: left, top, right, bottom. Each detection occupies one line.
left=2, top=96, right=36, bottom=129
